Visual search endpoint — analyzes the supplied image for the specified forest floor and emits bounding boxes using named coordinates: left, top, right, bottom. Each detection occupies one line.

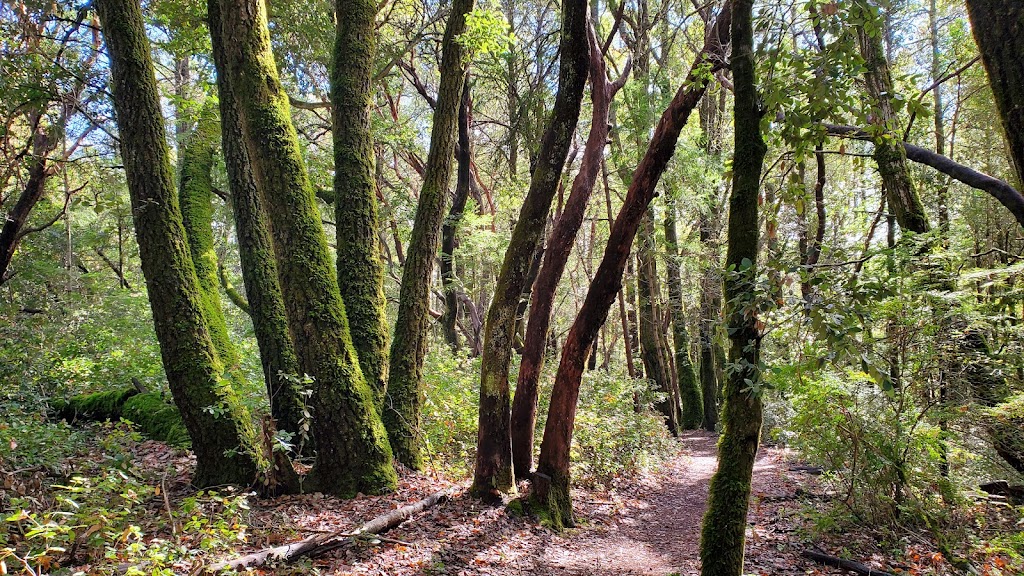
left=187, top=431, right=962, bottom=575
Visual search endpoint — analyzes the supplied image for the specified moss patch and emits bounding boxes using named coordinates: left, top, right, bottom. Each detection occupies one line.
left=122, top=393, right=191, bottom=447
left=56, top=387, right=139, bottom=422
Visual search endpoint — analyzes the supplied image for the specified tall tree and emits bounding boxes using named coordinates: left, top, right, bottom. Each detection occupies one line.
left=96, top=0, right=261, bottom=487
left=853, top=0, right=930, bottom=234
left=207, top=5, right=306, bottom=442
left=441, top=78, right=474, bottom=352
left=472, top=0, right=590, bottom=498
left=530, top=2, right=733, bottom=528
left=699, top=0, right=766, bottom=573
left=333, top=0, right=390, bottom=403
left=965, top=0, right=1024, bottom=187
left=664, top=196, right=703, bottom=429
left=511, top=21, right=627, bottom=479
left=210, top=0, right=396, bottom=496
left=386, top=0, right=474, bottom=469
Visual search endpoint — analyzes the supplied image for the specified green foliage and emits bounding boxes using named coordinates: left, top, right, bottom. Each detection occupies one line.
left=421, top=350, right=482, bottom=476
left=457, top=8, right=515, bottom=62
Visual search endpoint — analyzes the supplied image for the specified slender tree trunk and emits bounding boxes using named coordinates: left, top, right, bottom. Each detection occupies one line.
left=930, top=0, right=949, bottom=235
left=211, top=0, right=396, bottom=496
left=386, top=0, right=473, bottom=469
left=965, top=0, right=1024, bottom=187
left=334, top=0, right=390, bottom=404
left=664, top=197, right=703, bottom=429
left=472, top=0, right=590, bottom=499
left=441, top=79, right=474, bottom=352
left=699, top=0, right=766, bottom=573
left=530, top=3, right=733, bottom=529
left=208, top=13, right=305, bottom=443
left=511, top=23, right=620, bottom=479
left=853, top=0, right=930, bottom=235
left=0, top=133, right=54, bottom=285
left=97, top=0, right=261, bottom=488
left=637, top=210, right=679, bottom=434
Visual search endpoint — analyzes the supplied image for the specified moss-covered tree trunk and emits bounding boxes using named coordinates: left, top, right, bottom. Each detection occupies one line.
left=208, top=13, right=305, bottom=442
left=210, top=0, right=396, bottom=496
left=511, top=24, right=620, bottom=479
left=853, top=0, right=930, bottom=235
left=965, top=0, right=1024, bottom=187
left=472, top=0, right=590, bottom=499
left=333, top=0, right=389, bottom=404
left=386, top=0, right=474, bottom=469
left=698, top=1, right=766, bottom=573
left=664, top=197, right=703, bottom=429
left=637, top=211, right=679, bottom=434
left=96, top=0, right=260, bottom=488
left=531, top=4, right=733, bottom=529
left=179, top=103, right=240, bottom=371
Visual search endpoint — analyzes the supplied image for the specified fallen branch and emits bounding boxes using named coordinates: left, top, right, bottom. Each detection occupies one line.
left=801, top=550, right=897, bottom=576
left=206, top=487, right=456, bottom=572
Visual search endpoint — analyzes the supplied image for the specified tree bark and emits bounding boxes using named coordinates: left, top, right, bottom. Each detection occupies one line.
left=0, top=126, right=57, bottom=285
left=472, top=0, right=590, bottom=498
left=699, top=0, right=766, bottom=573
left=208, top=10, right=306, bottom=444
left=97, top=0, right=261, bottom=488
left=853, top=0, right=930, bottom=235
left=637, top=210, right=679, bottom=434
left=386, top=0, right=473, bottom=469
left=211, top=0, right=396, bottom=496
left=441, top=79, right=474, bottom=352
left=334, top=0, right=390, bottom=404
left=664, top=197, right=703, bottom=430
left=511, top=23, right=621, bottom=479
left=965, top=0, right=1024, bottom=187
left=530, top=2, right=733, bottom=529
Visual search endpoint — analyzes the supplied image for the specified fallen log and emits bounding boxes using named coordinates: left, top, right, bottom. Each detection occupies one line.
left=801, top=550, right=896, bottom=576
left=206, top=487, right=456, bottom=572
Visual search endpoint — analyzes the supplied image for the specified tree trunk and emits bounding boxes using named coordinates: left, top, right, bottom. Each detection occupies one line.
left=965, top=0, right=1024, bottom=187
left=386, top=0, right=473, bottom=469
left=511, top=24, right=620, bottom=479
left=664, top=197, right=703, bottom=429
left=530, top=3, right=733, bottom=529
left=333, top=0, right=390, bottom=404
left=637, top=210, right=679, bottom=434
left=441, top=79, right=474, bottom=352
left=208, top=13, right=305, bottom=443
left=97, top=0, right=261, bottom=488
left=699, top=0, right=766, bottom=573
left=472, top=0, right=590, bottom=499
left=210, top=0, right=396, bottom=496
left=853, top=0, right=930, bottom=235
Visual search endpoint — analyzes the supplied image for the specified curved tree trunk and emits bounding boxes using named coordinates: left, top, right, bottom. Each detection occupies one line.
left=471, top=0, right=590, bottom=498
left=853, top=0, right=930, bottom=235
left=208, top=15, right=305, bottom=444
left=510, top=23, right=621, bottom=479
left=97, top=0, right=261, bottom=488
left=333, top=0, right=390, bottom=404
left=441, top=79, right=474, bottom=352
left=965, top=0, right=1024, bottom=187
left=699, top=0, right=767, bottom=573
left=210, top=0, right=396, bottom=496
left=386, top=0, right=473, bottom=469
left=530, top=3, right=733, bottom=529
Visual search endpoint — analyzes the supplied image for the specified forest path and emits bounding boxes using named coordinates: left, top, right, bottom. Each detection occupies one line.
left=285, top=430, right=796, bottom=575
left=532, top=430, right=786, bottom=575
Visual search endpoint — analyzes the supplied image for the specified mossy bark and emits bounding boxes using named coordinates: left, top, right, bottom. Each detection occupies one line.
left=664, top=198, right=704, bottom=430
left=965, top=0, right=1024, bottom=187
left=533, top=4, right=733, bottom=529
left=386, top=0, right=474, bottom=470
left=210, top=0, right=396, bottom=496
left=637, top=211, right=679, bottom=434
left=208, top=4, right=305, bottom=442
left=699, top=1, right=766, bottom=574
left=96, top=0, right=261, bottom=488
left=179, top=103, right=241, bottom=371
left=333, top=0, right=389, bottom=405
left=472, top=0, right=590, bottom=498
left=853, top=0, right=930, bottom=235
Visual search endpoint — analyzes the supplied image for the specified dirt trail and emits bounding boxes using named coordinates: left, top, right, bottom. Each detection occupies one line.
left=291, top=430, right=792, bottom=575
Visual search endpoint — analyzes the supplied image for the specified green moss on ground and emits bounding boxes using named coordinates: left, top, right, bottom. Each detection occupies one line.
left=56, top=387, right=139, bottom=421
left=122, top=393, right=191, bottom=447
